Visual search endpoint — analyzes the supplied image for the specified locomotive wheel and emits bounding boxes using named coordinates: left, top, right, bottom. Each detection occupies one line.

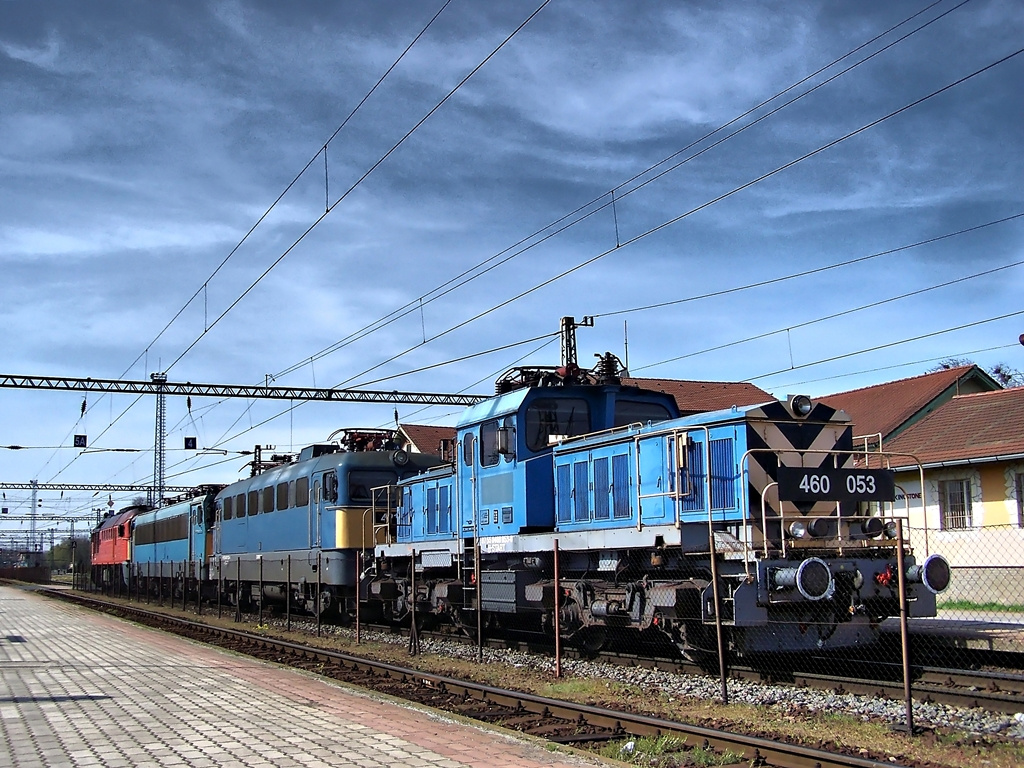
left=574, top=626, right=608, bottom=655
left=451, top=610, right=478, bottom=641
left=316, top=589, right=338, bottom=619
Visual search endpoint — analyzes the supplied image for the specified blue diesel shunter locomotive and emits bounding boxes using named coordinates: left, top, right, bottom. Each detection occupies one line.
left=371, top=352, right=950, bottom=657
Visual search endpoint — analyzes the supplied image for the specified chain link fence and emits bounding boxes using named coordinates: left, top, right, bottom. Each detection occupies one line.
left=65, top=518, right=1024, bottom=738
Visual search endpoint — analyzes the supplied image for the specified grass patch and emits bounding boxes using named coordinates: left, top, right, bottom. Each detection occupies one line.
left=598, top=734, right=743, bottom=767
left=938, top=600, right=1024, bottom=613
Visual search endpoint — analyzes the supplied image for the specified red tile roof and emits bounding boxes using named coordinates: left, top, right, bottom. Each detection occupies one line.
left=624, top=377, right=772, bottom=415
left=885, top=387, right=1024, bottom=467
left=398, top=424, right=455, bottom=455
left=819, top=365, right=990, bottom=443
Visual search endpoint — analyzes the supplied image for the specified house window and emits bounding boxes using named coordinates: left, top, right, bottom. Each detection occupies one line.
left=938, top=479, right=972, bottom=530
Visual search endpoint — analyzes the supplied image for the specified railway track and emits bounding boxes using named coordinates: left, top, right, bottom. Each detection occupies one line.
left=41, top=584, right=1024, bottom=716
left=408, top=625, right=1024, bottom=716
left=42, top=587, right=907, bottom=768
left=588, top=648, right=1024, bottom=715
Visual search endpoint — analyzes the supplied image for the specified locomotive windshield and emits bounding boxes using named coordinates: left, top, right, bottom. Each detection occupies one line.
left=348, top=470, right=399, bottom=505
left=526, top=397, right=590, bottom=451
left=613, top=399, right=673, bottom=427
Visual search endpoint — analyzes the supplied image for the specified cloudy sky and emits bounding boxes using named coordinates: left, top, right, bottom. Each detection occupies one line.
left=1, top=0, right=1022, bottom=536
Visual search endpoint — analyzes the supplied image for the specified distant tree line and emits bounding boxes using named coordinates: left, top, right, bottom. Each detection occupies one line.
left=929, top=358, right=1023, bottom=388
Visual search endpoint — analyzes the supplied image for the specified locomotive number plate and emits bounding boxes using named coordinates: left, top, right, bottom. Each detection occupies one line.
left=777, top=467, right=895, bottom=502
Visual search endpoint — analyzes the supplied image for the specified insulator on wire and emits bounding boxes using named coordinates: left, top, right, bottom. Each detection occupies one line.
left=186, top=396, right=192, bottom=412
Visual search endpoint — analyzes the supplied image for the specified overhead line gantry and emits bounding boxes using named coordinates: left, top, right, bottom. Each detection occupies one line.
left=0, top=372, right=490, bottom=528
left=0, top=374, right=490, bottom=406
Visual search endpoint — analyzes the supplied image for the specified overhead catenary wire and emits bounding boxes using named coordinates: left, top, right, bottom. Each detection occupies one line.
left=748, top=308, right=1024, bottom=382
left=36, top=1, right=549, bottom=487
left=25, top=3, right=1015, bottom=495
left=33, top=0, right=456, bottom=487
left=123, top=41, right=1024, bottom=474
left=629, top=214, right=1024, bottom=373
left=161, top=0, right=553, bottom=377
left=115, top=0, right=457, bottom=385
left=767, top=344, right=1020, bottom=392
left=268, top=0, right=964, bottom=383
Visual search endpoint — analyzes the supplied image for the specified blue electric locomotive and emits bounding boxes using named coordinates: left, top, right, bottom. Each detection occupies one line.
left=370, top=351, right=951, bottom=657
left=212, top=430, right=444, bottom=616
left=132, top=486, right=221, bottom=595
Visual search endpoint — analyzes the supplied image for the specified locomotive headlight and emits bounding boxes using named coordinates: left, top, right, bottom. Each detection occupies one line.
left=790, top=394, right=813, bottom=417
left=883, top=521, right=899, bottom=539
left=788, top=521, right=807, bottom=539
left=907, top=554, right=951, bottom=594
left=862, top=517, right=884, bottom=539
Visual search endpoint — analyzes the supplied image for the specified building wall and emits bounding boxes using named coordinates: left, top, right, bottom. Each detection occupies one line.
left=889, top=460, right=1024, bottom=604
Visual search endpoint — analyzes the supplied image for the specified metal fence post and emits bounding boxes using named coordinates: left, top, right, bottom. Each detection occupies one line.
left=258, top=556, right=263, bottom=626
left=475, top=539, right=483, bottom=663
left=355, top=550, right=360, bottom=645
left=286, top=555, right=291, bottom=632
left=235, top=558, right=241, bottom=623
left=554, top=539, right=561, bottom=679
left=708, top=527, right=729, bottom=704
left=896, top=519, right=915, bottom=734
left=408, top=548, right=419, bottom=656
left=316, top=550, right=322, bottom=638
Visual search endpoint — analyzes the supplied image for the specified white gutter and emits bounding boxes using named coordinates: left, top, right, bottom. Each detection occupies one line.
left=889, top=451, right=1024, bottom=472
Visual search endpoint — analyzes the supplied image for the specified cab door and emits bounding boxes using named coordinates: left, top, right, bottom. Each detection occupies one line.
left=309, top=478, right=322, bottom=548
left=190, top=501, right=205, bottom=562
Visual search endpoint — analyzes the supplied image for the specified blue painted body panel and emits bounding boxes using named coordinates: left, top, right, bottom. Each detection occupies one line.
left=132, top=495, right=212, bottom=568
left=400, top=383, right=681, bottom=545
left=218, top=449, right=443, bottom=555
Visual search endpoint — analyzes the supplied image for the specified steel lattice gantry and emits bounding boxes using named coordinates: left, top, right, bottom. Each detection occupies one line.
left=0, top=483, right=196, bottom=493
left=0, top=374, right=489, bottom=406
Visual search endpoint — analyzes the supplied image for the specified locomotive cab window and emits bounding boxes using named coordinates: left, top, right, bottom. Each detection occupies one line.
left=223, top=497, right=233, bottom=520
left=480, top=420, right=500, bottom=467
left=526, top=397, right=590, bottom=451
left=349, top=470, right=398, bottom=506
left=501, top=416, right=516, bottom=462
left=261, top=486, right=274, bottom=513
left=324, top=471, right=338, bottom=503
left=276, top=482, right=290, bottom=511
left=462, top=434, right=475, bottom=466
left=613, top=400, right=672, bottom=428
left=295, top=476, right=310, bottom=507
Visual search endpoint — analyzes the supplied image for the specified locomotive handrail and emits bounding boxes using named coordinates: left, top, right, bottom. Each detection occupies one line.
left=860, top=451, right=929, bottom=557
left=553, top=420, right=645, bottom=447
left=743, top=447, right=930, bottom=558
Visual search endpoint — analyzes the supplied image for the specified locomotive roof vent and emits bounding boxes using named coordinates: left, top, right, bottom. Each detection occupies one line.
left=298, top=444, right=340, bottom=461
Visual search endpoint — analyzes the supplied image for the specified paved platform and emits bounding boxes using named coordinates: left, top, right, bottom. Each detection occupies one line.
left=0, top=585, right=612, bottom=767
left=880, top=611, right=1024, bottom=653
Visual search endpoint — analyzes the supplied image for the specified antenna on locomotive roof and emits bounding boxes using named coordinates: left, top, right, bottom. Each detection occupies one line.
left=559, top=316, right=594, bottom=368
left=623, top=320, right=629, bottom=373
